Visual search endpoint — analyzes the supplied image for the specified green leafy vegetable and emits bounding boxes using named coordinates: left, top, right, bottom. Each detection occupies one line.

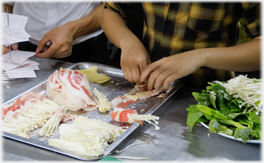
left=209, top=119, right=233, bottom=135
left=186, top=75, right=262, bottom=143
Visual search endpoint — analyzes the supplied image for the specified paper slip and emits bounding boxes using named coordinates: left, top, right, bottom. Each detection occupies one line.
left=1, top=50, right=39, bottom=79
left=3, top=59, right=40, bottom=71
left=2, top=50, right=36, bottom=65
left=6, top=64, right=37, bottom=79
left=2, top=13, right=31, bottom=46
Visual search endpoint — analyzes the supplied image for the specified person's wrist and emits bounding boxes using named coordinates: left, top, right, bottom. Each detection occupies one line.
left=197, top=48, right=210, bottom=68
left=65, top=21, right=79, bottom=39
left=120, top=34, right=141, bottom=51
left=119, top=36, right=132, bottom=50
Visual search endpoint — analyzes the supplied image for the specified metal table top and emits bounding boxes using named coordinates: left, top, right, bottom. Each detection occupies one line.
left=2, top=57, right=261, bottom=161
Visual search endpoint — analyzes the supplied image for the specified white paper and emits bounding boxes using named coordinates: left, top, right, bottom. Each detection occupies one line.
left=31, top=65, right=39, bottom=70
left=1, top=50, right=39, bottom=79
left=2, top=51, right=36, bottom=71
left=3, top=50, right=36, bottom=64
left=24, top=59, right=40, bottom=66
left=2, top=60, right=23, bottom=71
left=2, top=13, right=31, bottom=46
left=6, top=64, right=37, bottom=79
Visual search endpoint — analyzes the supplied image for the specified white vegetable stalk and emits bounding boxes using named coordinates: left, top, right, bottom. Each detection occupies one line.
left=92, top=88, right=111, bottom=113
left=48, top=117, right=125, bottom=157
left=2, top=126, right=30, bottom=139
left=38, top=106, right=66, bottom=137
left=217, top=75, right=262, bottom=114
left=131, top=114, right=160, bottom=130
left=2, top=98, right=59, bottom=138
left=73, top=116, right=125, bottom=142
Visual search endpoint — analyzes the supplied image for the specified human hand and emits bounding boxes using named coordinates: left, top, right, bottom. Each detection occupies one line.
left=35, top=23, right=74, bottom=59
left=120, top=38, right=151, bottom=83
left=140, top=49, right=205, bottom=90
left=2, top=43, right=18, bottom=55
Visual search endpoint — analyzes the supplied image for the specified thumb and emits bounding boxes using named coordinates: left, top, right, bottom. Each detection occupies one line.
left=35, top=44, right=57, bottom=58
left=36, top=38, right=50, bottom=54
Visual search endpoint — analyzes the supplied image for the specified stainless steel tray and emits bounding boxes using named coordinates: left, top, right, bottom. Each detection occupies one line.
left=2, top=62, right=182, bottom=160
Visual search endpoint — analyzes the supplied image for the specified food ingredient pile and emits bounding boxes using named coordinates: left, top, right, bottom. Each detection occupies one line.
left=2, top=66, right=168, bottom=157
left=186, top=75, right=262, bottom=143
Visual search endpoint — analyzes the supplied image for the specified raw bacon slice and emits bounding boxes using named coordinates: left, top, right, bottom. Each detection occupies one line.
left=111, top=108, right=160, bottom=130
left=110, top=96, right=136, bottom=109
left=46, top=69, right=96, bottom=111
left=110, top=84, right=172, bottom=109
left=2, top=91, right=59, bottom=138
left=2, top=91, right=47, bottom=122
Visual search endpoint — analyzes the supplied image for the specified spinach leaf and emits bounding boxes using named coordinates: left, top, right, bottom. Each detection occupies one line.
left=234, top=128, right=251, bottom=143
left=186, top=111, right=204, bottom=131
left=186, top=105, right=199, bottom=112
left=227, top=113, right=246, bottom=119
left=192, top=92, right=211, bottom=106
left=209, top=93, right=217, bottom=109
left=196, top=105, right=228, bottom=120
left=248, top=110, right=261, bottom=124
left=209, top=119, right=233, bottom=135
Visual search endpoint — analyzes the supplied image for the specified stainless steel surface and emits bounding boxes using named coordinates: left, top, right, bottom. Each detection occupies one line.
left=2, top=58, right=261, bottom=161
left=2, top=62, right=182, bottom=161
left=2, top=71, right=11, bottom=81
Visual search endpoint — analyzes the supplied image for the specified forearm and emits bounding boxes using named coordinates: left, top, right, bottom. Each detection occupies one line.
left=200, top=37, right=261, bottom=72
left=101, top=8, right=140, bottom=49
left=66, top=3, right=105, bottom=40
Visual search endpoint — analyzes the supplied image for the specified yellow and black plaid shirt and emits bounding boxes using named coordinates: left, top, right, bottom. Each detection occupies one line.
left=105, top=2, right=260, bottom=87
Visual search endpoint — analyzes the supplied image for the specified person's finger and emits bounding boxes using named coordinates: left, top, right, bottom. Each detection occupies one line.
left=131, top=65, right=141, bottom=83
left=126, top=68, right=135, bottom=82
left=36, top=37, right=50, bottom=54
left=42, top=46, right=49, bottom=52
left=140, top=62, right=159, bottom=83
left=163, top=74, right=176, bottom=90
left=143, top=76, right=149, bottom=85
left=121, top=65, right=129, bottom=81
left=154, top=70, right=171, bottom=91
left=138, top=57, right=148, bottom=73
left=147, top=66, right=165, bottom=90
left=138, top=61, right=147, bottom=84
left=35, top=44, right=58, bottom=58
